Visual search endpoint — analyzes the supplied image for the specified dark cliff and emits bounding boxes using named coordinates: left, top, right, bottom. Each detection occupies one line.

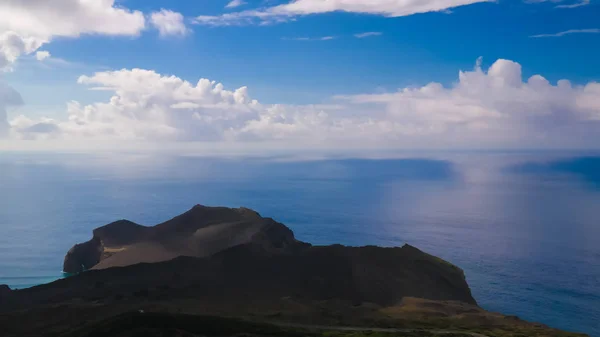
left=64, top=205, right=307, bottom=273
left=0, top=205, right=585, bottom=337
left=56, top=205, right=476, bottom=307
left=0, top=284, right=11, bottom=299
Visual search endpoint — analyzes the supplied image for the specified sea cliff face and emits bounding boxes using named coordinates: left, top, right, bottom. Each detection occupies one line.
left=0, top=205, right=587, bottom=337
left=63, top=236, right=103, bottom=273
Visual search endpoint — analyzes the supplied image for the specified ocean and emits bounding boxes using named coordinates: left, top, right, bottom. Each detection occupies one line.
left=0, top=151, right=598, bottom=336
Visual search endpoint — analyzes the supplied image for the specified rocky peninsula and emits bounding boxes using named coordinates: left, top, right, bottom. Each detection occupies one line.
left=0, top=205, right=587, bottom=337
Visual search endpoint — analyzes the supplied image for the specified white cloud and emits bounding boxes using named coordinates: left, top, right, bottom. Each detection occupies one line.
left=8, top=58, right=600, bottom=149
left=171, top=102, right=202, bottom=109
left=150, top=9, right=189, bottom=37
left=0, top=0, right=146, bottom=71
left=0, top=0, right=146, bottom=38
left=354, top=32, right=383, bottom=38
left=283, top=36, right=337, bottom=41
left=194, top=0, right=493, bottom=26
left=530, top=28, right=600, bottom=38
left=0, top=31, right=45, bottom=71
left=332, top=59, right=600, bottom=145
left=226, top=0, right=248, bottom=9
left=525, top=0, right=590, bottom=8
left=11, top=68, right=260, bottom=141
left=35, top=50, right=51, bottom=61
left=555, top=0, right=590, bottom=8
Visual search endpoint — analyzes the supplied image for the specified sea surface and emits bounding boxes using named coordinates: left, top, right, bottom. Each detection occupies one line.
left=0, top=151, right=599, bottom=336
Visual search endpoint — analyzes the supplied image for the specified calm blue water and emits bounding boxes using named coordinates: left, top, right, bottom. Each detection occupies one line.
left=0, top=151, right=599, bottom=336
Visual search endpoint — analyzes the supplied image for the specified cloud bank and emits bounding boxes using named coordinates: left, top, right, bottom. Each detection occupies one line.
left=7, top=58, right=600, bottom=150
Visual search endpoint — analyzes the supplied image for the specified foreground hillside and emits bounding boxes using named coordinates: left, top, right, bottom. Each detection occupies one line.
left=0, top=206, right=588, bottom=337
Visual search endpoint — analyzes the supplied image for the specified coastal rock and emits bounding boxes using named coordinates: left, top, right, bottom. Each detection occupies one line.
left=63, top=236, right=103, bottom=274
left=54, top=206, right=477, bottom=307
left=0, top=284, right=11, bottom=298
left=63, top=205, right=308, bottom=272
left=57, top=205, right=477, bottom=305
left=0, top=284, right=14, bottom=309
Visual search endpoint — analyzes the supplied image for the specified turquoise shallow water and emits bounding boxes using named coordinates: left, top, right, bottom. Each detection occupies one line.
left=0, top=152, right=599, bottom=336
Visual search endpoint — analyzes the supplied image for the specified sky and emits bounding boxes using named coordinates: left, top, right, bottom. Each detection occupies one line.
left=0, top=0, right=599, bottom=153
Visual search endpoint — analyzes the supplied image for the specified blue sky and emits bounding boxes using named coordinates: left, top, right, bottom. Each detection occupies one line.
left=1, top=0, right=599, bottom=152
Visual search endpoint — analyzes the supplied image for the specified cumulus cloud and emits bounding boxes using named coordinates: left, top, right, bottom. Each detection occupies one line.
left=0, top=0, right=145, bottom=38
left=0, top=31, right=45, bottom=71
left=194, top=0, right=492, bottom=26
left=0, top=0, right=145, bottom=71
left=8, top=58, right=600, bottom=149
left=150, top=9, right=189, bottom=37
left=11, top=68, right=260, bottom=141
left=530, top=28, right=600, bottom=38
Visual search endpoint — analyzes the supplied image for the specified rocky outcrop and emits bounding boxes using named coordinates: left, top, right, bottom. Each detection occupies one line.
left=64, top=205, right=308, bottom=273
left=56, top=205, right=476, bottom=306
left=63, top=220, right=150, bottom=273
left=63, top=236, right=103, bottom=274
left=0, top=285, right=11, bottom=298
left=19, top=203, right=477, bottom=310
